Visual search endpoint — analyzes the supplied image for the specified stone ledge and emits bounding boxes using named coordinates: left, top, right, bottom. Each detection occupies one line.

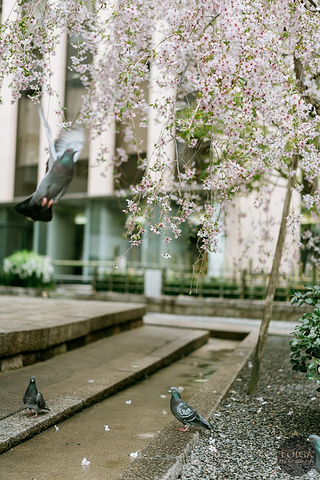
left=80, top=291, right=310, bottom=321
left=0, top=286, right=310, bottom=321
left=0, top=318, right=144, bottom=372
left=0, top=296, right=145, bottom=369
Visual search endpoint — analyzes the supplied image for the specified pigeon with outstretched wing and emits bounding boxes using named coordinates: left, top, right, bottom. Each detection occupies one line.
left=14, top=106, right=84, bottom=222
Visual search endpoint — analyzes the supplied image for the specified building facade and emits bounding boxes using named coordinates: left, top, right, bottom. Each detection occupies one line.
left=0, top=0, right=300, bottom=281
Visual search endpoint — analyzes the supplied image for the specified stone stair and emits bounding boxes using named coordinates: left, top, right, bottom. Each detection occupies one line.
left=0, top=294, right=209, bottom=454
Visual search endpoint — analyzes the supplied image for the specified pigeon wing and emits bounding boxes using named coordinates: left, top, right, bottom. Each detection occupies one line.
left=36, top=391, right=49, bottom=410
left=176, top=401, right=212, bottom=430
left=190, top=412, right=212, bottom=430
left=176, top=401, right=198, bottom=425
left=38, top=105, right=57, bottom=168
left=54, top=127, right=85, bottom=162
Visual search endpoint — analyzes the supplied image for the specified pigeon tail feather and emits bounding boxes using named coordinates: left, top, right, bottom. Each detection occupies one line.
left=14, top=196, right=53, bottom=222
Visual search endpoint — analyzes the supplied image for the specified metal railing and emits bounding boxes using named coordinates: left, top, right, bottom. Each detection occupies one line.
left=51, top=259, right=319, bottom=301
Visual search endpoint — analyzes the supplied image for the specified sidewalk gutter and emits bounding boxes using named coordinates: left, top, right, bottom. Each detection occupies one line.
left=0, top=329, right=208, bottom=454
left=116, top=328, right=259, bottom=480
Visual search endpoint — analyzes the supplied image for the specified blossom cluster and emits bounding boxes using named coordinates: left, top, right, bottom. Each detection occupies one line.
left=2, top=0, right=320, bottom=260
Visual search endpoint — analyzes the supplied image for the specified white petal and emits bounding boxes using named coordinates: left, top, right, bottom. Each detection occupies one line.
left=130, top=450, right=140, bottom=458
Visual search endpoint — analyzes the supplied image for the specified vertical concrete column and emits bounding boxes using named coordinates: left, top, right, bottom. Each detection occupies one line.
left=82, top=203, right=92, bottom=280
left=87, top=3, right=116, bottom=197
left=147, top=23, right=175, bottom=188
left=38, top=33, right=68, bottom=182
left=88, top=125, right=115, bottom=196
left=207, top=208, right=225, bottom=277
left=144, top=269, right=162, bottom=297
left=0, top=0, right=19, bottom=202
left=207, top=241, right=225, bottom=277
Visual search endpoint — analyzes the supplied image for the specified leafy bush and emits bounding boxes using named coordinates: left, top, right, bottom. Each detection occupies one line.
left=290, top=285, right=320, bottom=391
left=1, top=250, right=54, bottom=288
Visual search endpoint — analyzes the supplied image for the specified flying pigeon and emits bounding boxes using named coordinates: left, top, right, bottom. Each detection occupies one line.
left=308, top=435, right=320, bottom=472
left=168, top=386, right=212, bottom=432
left=23, top=375, right=50, bottom=417
left=14, top=105, right=84, bottom=222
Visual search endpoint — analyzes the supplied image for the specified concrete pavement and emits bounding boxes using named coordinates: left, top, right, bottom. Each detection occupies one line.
left=0, top=324, right=210, bottom=453
left=0, top=296, right=145, bottom=370
left=0, top=336, right=242, bottom=480
left=144, top=311, right=298, bottom=336
left=1, top=295, right=282, bottom=479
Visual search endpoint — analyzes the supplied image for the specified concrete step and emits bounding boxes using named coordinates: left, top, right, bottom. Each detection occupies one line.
left=0, top=296, right=145, bottom=371
left=0, top=326, right=258, bottom=480
left=0, top=325, right=209, bottom=454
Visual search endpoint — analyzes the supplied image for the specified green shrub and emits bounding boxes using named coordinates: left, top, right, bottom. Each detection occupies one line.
left=290, top=285, right=320, bottom=391
left=95, top=271, right=144, bottom=294
left=2, top=250, right=54, bottom=288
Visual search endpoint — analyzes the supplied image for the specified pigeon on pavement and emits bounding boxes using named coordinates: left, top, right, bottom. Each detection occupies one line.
left=14, top=105, right=84, bottom=222
left=168, top=386, right=212, bottom=432
left=23, top=376, right=50, bottom=417
left=308, top=435, right=320, bottom=472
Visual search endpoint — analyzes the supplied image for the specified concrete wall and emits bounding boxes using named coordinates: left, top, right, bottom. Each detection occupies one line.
left=225, top=178, right=300, bottom=278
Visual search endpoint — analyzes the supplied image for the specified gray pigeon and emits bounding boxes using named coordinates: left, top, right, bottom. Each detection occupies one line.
left=14, top=106, right=84, bottom=222
left=308, top=435, right=320, bottom=472
left=168, top=386, right=212, bottom=432
left=23, top=376, right=50, bottom=417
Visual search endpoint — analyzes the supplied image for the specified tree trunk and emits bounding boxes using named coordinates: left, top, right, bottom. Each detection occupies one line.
left=247, top=154, right=299, bottom=395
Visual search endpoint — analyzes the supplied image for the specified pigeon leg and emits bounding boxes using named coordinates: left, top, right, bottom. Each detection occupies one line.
left=32, top=412, right=38, bottom=418
left=26, top=410, right=32, bottom=415
left=47, top=199, right=54, bottom=208
left=41, top=197, right=48, bottom=207
left=177, top=425, right=190, bottom=432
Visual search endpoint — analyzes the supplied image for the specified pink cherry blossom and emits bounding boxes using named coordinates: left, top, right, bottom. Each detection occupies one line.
left=1, top=0, right=320, bottom=261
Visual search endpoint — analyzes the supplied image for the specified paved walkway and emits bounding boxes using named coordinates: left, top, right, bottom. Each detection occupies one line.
left=0, top=324, right=209, bottom=450
left=144, top=312, right=297, bottom=336
left=0, top=336, right=241, bottom=480
left=1, top=295, right=298, bottom=479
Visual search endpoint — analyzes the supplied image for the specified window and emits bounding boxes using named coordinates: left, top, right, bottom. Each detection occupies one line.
left=114, top=80, right=148, bottom=190
left=64, top=35, right=90, bottom=193
left=14, top=91, right=39, bottom=197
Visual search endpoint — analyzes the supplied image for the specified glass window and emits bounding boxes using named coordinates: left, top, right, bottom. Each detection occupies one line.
left=0, top=207, right=33, bottom=262
left=64, top=35, right=90, bottom=193
left=14, top=91, right=39, bottom=197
